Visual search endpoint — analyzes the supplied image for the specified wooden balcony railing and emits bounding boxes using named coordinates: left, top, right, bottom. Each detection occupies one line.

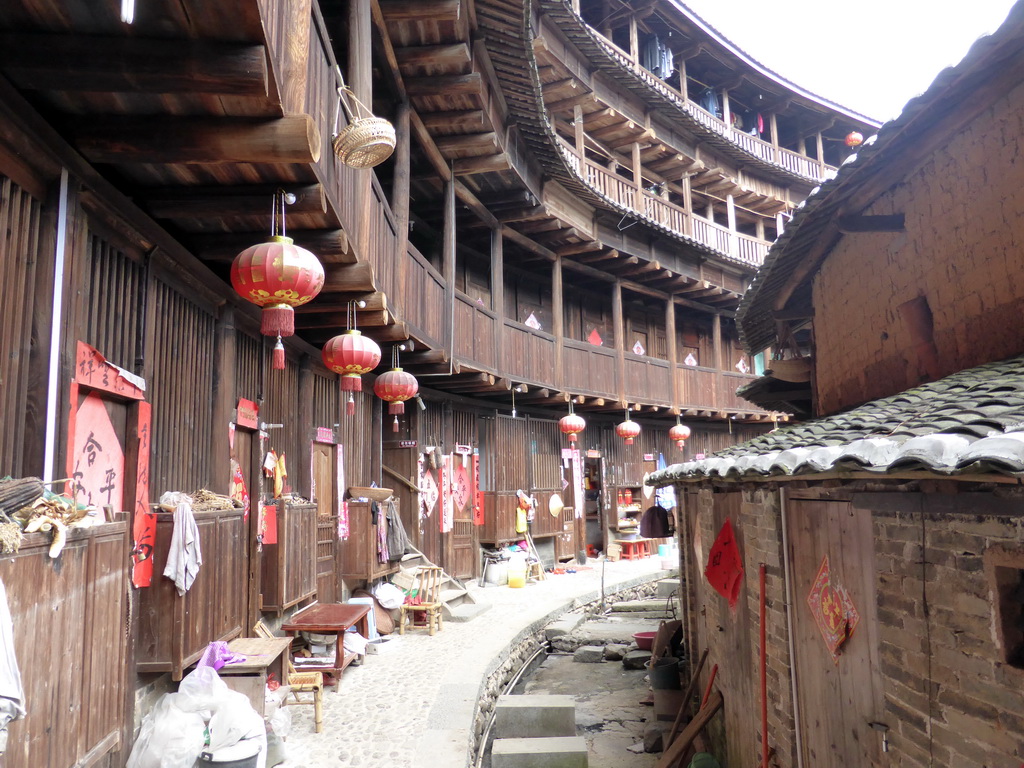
left=563, top=339, right=618, bottom=395
left=590, top=30, right=834, bottom=182
left=565, top=140, right=770, bottom=266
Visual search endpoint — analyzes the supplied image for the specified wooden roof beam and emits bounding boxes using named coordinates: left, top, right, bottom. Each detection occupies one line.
left=143, top=183, right=326, bottom=219
left=434, top=132, right=498, bottom=154
left=419, top=110, right=486, bottom=131
left=453, top=153, right=510, bottom=175
left=406, top=73, right=482, bottom=98
left=295, top=291, right=387, bottom=314
left=544, top=92, right=597, bottom=115
left=380, top=0, right=460, bottom=21
left=395, top=43, right=471, bottom=68
left=557, top=241, right=604, bottom=257
left=193, top=229, right=353, bottom=264
left=70, top=115, right=319, bottom=164
left=0, top=34, right=269, bottom=96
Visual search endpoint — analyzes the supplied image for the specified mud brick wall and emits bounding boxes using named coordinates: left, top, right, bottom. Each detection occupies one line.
left=683, top=487, right=798, bottom=768
left=858, top=491, right=1024, bottom=767
left=813, top=80, right=1024, bottom=414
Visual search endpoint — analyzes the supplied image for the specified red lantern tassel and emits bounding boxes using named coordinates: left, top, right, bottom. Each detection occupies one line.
left=346, top=394, right=355, bottom=416
left=625, top=437, right=634, bottom=445
left=261, top=305, right=295, bottom=337
left=272, top=337, right=285, bottom=370
left=392, top=415, right=400, bottom=433
left=389, top=401, right=405, bottom=416
left=569, top=434, right=577, bottom=444
left=341, top=374, right=362, bottom=392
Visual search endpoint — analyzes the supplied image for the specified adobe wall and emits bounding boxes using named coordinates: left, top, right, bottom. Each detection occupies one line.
left=684, top=487, right=798, bottom=768
left=856, top=492, right=1024, bottom=768
left=812, top=79, right=1024, bottom=414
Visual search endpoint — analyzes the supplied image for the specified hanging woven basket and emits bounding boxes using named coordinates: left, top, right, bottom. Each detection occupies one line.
left=332, top=78, right=395, bottom=169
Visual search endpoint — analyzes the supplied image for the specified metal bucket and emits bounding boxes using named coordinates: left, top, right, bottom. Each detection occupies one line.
left=650, top=656, right=681, bottom=690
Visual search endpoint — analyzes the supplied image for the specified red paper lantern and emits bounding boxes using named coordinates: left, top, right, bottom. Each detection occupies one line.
left=616, top=418, right=641, bottom=445
left=845, top=131, right=864, bottom=148
left=374, top=367, right=419, bottom=431
left=322, top=330, right=382, bottom=393
left=669, top=423, right=691, bottom=450
left=231, top=235, right=325, bottom=339
left=559, top=413, right=586, bottom=444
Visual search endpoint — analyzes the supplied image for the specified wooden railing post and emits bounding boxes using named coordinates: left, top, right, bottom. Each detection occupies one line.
left=392, top=101, right=411, bottom=315
left=712, top=313, right=723, bottom=410
left=769, top=113, right=780, bottom=164
left=348, top=0, right=372, bottom=259
left=553, top=255, right=564, bottom=388
left=612, top=280, right=625, bottom=404
left=492, top=227, right=504, bottom=364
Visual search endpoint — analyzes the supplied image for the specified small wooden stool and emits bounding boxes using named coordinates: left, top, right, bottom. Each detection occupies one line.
left=527, top=561, right=545, bottom=581
left=615, top=538, right=650, bottom=561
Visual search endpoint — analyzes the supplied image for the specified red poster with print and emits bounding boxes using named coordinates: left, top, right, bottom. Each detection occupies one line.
left=472, top=453, right=484, bottom=525
left=704, top=518, right=744, bottom=608
left=132, top=402, right=154, bottom=586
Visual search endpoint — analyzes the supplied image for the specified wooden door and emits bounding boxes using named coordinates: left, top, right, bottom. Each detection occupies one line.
left=312, top=442, right=338, bottom=603
left=450, top=453, right=476, bottom=578
left=787, top=497, right=888, bottom=768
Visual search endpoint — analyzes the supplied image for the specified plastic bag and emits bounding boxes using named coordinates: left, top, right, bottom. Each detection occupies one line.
left=207, top=689, right=264, bottom=752
left=268, top=700, right=292, bottom=740
left=126, top=693, right=205, bottom=768
left=176, top=665, right=229, bottom=717
left=373, top=582, right=405, bottom=610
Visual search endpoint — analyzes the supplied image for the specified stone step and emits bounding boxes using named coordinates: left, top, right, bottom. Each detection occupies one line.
left=444, top=600, right=491, bottom=622
left=657, top=578, right=681, bottom=599
left=491, top=737, right=588, bottom=768
left=494, top=695, right=576, bottom=739
left=608, top=599, right=673, bottom=612
left=544, top=613, right=585, bottom=640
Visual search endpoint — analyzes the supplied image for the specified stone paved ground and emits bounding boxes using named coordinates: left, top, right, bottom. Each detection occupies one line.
left=280, top=557, right=668, bottom=768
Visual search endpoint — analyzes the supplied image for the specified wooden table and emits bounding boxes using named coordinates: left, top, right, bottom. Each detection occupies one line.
left=217, top=636, right=292, bottom=717
left=281, top=603, right=371, bottom=693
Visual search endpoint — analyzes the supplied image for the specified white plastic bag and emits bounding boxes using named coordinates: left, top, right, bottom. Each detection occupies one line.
left=126, top=693, right=205, bottom=768
left=207, top=689, right=263, bottom=752
left=373, top=582, right=405, bottom=610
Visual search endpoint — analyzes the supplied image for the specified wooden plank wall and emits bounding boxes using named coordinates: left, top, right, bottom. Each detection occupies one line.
left=148, top=280, right=216, bottom=495
left=0, top=177, right=45, bottom=478
left=2, top=525, right=129, bottom=768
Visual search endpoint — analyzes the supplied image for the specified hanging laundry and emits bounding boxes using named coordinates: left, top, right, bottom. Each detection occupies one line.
left=162, top=493, right=203, bottom=596
left=699, top=88, right=720, bottom=118
left=385, top=498, right=410, bottom=561
left=0, top=578, right=24, bottom=755
left=642, top=35, right=661, bottom=74
left=660, top=42, right=675, bottom=79
left=376, top=508, right=389, bottom=563
left=655, top=453, right=676, bottom=511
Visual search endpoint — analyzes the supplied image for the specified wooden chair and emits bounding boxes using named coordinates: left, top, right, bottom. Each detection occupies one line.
left=254, top=620, right=323, bottom=733
left=399, top=566, right=444, bottom=636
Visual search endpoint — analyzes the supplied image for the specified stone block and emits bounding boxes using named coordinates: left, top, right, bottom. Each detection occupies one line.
left=545, top=614, right=585, bottom=640
left=573, top=645, right=604, bottom=664
left=622, top=650, right=652, bottom=670
left=494, top=695, right=577, bottom=739
left=603, top=644, right=628, bottom=661
left=657, top=578, right=681, bottom=599
left=491, top=737, right=588, bottom=768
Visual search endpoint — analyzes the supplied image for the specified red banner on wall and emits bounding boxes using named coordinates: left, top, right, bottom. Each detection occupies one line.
left=472, top=453, right=483, bottom=525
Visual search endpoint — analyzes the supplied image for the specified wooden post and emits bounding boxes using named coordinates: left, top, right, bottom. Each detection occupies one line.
left=796, top=135, right=807, bottom=156
left=392, top=101, right=411, bottom=304
left=712, top=313, right=722, bottom=371
left=349, top=0, right=372, bottom=259
left=612, top=281, right=625, bottom=402
left=666, top=296, right=678, bottom=411
left=553, top=255, right=564, bottom=387
left=492, top=227, right=505, bottom=364
left=678, top=58, right=688, bottom=101
left=602, top=0, right=612, bottom=38
left=573, top=104, right=585, bottom=154
left=629, top=15, right=639, bottom=64
left=632, top=142, right=643, bottom=210
left=297, top=355, right=313, bottom=498
left=726, top=194, right=737, bottom=257
left=571, top=0, right=580, bottom=12
left=769, top=112, right=780, bottom=163
left=281, top=0, right=312, bottom=114
left=681, top=174, right=692, bottom=235
left=443, top=176, right=456, bottom=353
left=211, top=305, right=237, bottom=491
left=721, top=89, right=731, bottom=127
left=816, top=131, right=826, bottom=173
left=755, top=216, right=765, bottom=241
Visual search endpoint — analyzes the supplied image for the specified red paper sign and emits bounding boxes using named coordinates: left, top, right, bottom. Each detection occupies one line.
left=452, top=462, right=471, bottom=512
left=473, top=454, right=484, bottom=526
left=807, top=555, right=860, bottom=662
left=236, top=398, right=259, bottom=429
left=263, top=503, right=278, bottom=545
left=70, top=392, right=125, bottom=511
left=132, top=402, right=153, bottom=587
left=230, top=458, right=250, bottom=522
left=704, top=518, right=744, bottom=608
left=75, top=341, right=145, bottom=400
left=440, top=455, right=453, bottom=533
left=420, top=467, right=438, bottom=518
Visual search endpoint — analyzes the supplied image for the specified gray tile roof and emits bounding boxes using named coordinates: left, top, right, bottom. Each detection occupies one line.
left=648, top=354, right=1024, bottom=485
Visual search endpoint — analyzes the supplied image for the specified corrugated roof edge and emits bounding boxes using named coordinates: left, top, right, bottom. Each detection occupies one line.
left=734, top=1, right=1024, bottom=355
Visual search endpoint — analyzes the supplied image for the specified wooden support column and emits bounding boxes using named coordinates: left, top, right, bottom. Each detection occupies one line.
left=712, top=313, right=722, bottom=371
left=612, top=281, right=625, bottom=403
left=573, top=104, right=585, bottom=154
left=678, top=58, right=688, bottom=100
left=769, top=113, right=780, bottom=163
left=632, top=142, right=643, bottom=210
left=281, top=0, right=312, bottom=114
left=349, top=0, right=372, bottom=259
left=629, top=15, right=639, bottom=63
left=571, top=0, right=580, bottom=12
left=553, top=255, right=564, bottom=387
left=755, top=217, right=765, bottom=240
left=681, top=174, right=693, bottom=235
left=816, top=131, right=826, bottom=172
left=602, top=0, right=613, bottom=38
left=726, top=194, right=737, bottom=257
left=777, top=212, right=786, bottom=236
left=666, top=295, right=678, bottom=412
left=443, top=176, right=456, bottom=354
left=796, top=135, right=806, bottom=155
left=492, top=227, right=505, bottom=365
left=297, top=355, right=313, bottom=498
left=211, top=305, right=237, bottom=496
left=721, top=90, right=731, bottom=127
left=392, top=101, right=411, bottom=305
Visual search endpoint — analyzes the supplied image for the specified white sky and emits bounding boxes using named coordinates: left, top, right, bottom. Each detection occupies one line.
left=679, top=0, right=1018, bottom=123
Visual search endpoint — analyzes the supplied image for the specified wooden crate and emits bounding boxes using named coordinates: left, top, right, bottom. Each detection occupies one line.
left=261, top=501, right=318, bottom=613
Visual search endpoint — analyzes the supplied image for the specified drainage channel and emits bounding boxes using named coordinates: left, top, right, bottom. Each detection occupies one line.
left=474, top=579, right=682, bottom=768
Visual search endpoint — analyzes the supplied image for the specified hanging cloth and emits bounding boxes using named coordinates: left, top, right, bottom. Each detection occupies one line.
left=655, top=453, right=676, bottom=511
left=700, top=88, right=720, bottom=117
left=0, top=577, right=24, bottom=755
left=642, top=35, right=661, bottom=74
left=385, top=498, right=411, bottom=561
left=163, top=499, right=203, bottom=596
left=659, top=41, right=675, bottom=79
left=376, top=504, right=389, bottom=563
left=639, top=505, right=670, bottom=538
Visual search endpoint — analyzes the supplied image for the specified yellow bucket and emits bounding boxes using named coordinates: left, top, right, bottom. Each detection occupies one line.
left=508, top=553, right=527, bottom=588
